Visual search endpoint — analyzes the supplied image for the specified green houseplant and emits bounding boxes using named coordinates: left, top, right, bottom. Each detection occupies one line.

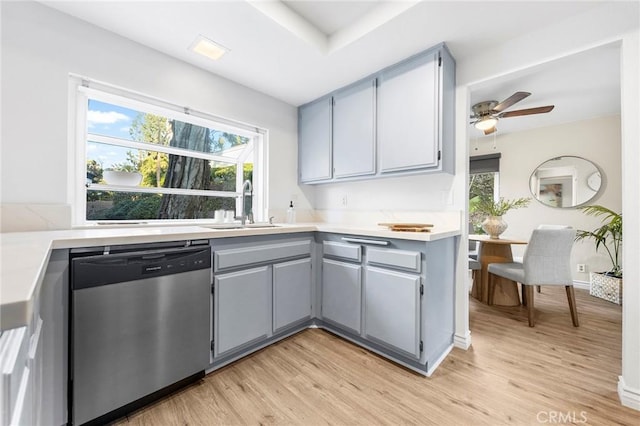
left=474, top=197, right=531, bottom=216
left=575, top=205, right=622, bottom=278
left=472, top=197, right=530, bottom=239
left=575, top=205, right=622, bottom=304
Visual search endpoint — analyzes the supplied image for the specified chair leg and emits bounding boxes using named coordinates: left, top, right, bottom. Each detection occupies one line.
left=565, top=286, right=580, bottom=327
left=525, top=285, right=535, bottom=327
left=521, top=284, right=527, bottom=306
left=488, top=273, right=494, bottom=305
left=536, top=285, right=541, bottom=293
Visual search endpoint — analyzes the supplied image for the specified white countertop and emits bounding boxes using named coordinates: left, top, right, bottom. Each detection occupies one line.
left=0, top=223, right=460, bottom=331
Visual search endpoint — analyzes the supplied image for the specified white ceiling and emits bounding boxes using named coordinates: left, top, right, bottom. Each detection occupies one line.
left=40, top=1, right=621, bottom=136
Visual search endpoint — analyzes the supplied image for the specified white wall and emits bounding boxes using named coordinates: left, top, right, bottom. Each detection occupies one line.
left=471, top=115, right=622, bottom=282
left=0, top=1, right=309, bottom=223
left=313, top=173, right=455, bottom=212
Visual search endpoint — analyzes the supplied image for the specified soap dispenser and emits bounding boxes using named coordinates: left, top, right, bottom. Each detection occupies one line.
left=286, top=201, right=296, bottom=224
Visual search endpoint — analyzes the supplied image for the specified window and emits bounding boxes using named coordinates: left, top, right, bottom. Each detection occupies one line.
left=469, top=154, right=500, bottom=232
left=72, top=79, right=266, bottom=225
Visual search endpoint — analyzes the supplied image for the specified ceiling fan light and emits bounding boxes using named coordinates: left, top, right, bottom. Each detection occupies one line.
left=475, top=116, right=498, bottom=131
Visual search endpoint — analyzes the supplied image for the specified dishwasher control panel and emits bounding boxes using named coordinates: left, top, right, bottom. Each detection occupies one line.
left=71, top=243, right=211, bottom=290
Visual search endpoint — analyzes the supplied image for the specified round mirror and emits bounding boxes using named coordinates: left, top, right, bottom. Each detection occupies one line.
left=529, top=156, right=602, bottom=208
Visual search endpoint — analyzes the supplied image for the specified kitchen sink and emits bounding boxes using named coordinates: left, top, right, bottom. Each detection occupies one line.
left=202, top=223, right=280, bottom=230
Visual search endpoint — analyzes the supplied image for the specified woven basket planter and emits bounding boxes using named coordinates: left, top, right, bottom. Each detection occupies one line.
left=589, top=272, right=622, bottom=305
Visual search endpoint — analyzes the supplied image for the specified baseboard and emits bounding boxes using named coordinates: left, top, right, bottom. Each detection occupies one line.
left=572, top=280, right=590, bottom=290
left=618, top=376, right=640, bottom=410
left=426, top=344, right=453, bottom=377
left=453, top=331, right=471, bottom=350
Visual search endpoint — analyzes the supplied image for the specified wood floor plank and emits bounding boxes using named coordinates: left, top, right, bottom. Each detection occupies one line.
left=115, top=288, right=639, bottom=425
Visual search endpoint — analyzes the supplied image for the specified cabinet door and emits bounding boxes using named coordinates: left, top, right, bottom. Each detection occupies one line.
left=0, top=326, right=29, bottom=426
left=9, top=366, right=31, bottom=426
left=321, top=259, right=362, bottom=333
left=364, top=266, right=421, bottom=358
left=333, top=79, right=376, bottom=178
left=378, top=52, right=439, bottom=173
left=215, top=266, right=270, bottom=356
left=299, top=97, right=332, bottom=182
left=273, top=258, right=312, bottom=332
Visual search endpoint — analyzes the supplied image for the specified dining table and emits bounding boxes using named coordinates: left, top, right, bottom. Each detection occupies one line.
left=470, top=235, right=528, bottom=306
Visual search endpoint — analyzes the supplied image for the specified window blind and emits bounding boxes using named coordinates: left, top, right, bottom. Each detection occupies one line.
left=470, top=153, right=501, bottom=174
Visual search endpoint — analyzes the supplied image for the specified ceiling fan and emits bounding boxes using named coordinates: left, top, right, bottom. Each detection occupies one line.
left=470, top=91, right=554, bottom=135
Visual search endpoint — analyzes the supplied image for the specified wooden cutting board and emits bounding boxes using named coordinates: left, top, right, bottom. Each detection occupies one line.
left=378, top=223, right=434, bottom=232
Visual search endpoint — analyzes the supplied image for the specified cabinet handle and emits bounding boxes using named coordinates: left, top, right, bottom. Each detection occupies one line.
left=341, top=237, right=389, bottom=246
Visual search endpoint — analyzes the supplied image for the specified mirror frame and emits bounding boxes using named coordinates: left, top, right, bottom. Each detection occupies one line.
left=529, top=155, right=603, bottom=209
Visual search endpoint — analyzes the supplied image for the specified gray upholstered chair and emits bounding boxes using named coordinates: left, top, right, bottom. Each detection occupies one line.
left=469, top=223, right=479, bottom=260
left=534, top=224, right=572, bottom=293
left=487, top=227, right=578, bottom=327
left=468, top=223, right=481, bottom=290
left=469, top=258, right=481, bottom=271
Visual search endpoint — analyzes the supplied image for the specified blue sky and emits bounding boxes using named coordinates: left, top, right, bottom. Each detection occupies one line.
left=87, top=99, right=137, bottom=139
left=86, top=99, right=139, bottom=168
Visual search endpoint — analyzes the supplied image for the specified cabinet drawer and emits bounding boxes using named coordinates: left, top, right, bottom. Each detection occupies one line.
left=215, top=240, right=311, bottom=271
left=367, top=248, right=421, bottom=272
left=322, top=241, right=361, bottom=262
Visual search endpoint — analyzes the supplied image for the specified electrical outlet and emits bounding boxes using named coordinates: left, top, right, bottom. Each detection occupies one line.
left=577, top=264, right=587, bottom=273
left=341, top=195, right=348, bottom=207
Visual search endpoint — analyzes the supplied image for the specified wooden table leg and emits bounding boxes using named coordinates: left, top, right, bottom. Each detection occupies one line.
left=473, top=242, right=521, bottom=306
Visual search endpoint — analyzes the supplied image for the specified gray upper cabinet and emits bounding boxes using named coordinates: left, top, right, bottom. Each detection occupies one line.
left=299, top=97, right=332, bottom=183
left=378, top=52, right=439, bottom=173
left=298, top=43, right=455, bottom=184
left=333, top=79, right=376, bottom=178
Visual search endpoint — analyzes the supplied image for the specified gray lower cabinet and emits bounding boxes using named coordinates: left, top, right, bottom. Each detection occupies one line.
left=211, top=234, right=314, bottom=367
left=214, top=266, right=271, bottom=356
left=321, top=259, right=362, bottom=333
left=318, top=233, right=454, bottom=376
left=273, top=258, right=312, bottom=332
left=364, top=266, right=421, bottom=358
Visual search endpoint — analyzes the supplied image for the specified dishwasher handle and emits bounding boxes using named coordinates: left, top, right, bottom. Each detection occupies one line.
left=141, top=253, right=167, bottom=261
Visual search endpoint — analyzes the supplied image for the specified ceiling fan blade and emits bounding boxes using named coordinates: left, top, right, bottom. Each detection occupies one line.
left=492, top=91, right=531, bottom=113
left=484, top=126, right=497, bottom=135
left=499, top=105, right=555, bottom=118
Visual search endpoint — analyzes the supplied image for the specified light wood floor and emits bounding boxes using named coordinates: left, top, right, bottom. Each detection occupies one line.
left=116, top=287, right=638, bottom=425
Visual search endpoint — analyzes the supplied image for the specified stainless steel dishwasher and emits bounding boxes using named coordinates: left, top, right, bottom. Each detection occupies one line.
left=69, top=240, right=211, bottom=425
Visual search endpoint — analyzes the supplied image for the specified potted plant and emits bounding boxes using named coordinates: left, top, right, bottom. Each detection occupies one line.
left=575, top=205, right=622, bottom=304
left=473, top=197, right=530, bottom=239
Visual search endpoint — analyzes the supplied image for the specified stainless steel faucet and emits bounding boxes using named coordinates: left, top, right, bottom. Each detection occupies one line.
left=240, top=180, right=254, bottom=226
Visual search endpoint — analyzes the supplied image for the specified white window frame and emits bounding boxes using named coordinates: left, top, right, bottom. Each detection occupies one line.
left=70, top=77, right=268, bottom=226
